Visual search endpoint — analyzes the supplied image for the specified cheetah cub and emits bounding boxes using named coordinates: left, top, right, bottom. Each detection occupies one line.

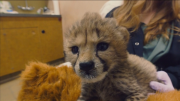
left=64, top=13, right=157, bottom=101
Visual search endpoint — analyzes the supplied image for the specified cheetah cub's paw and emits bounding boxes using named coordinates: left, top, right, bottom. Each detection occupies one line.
left=56, top=62, right=72, bottom=68
left=126, top=93, right=147, bottom=101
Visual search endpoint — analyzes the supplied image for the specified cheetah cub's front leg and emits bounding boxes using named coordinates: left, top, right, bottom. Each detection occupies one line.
left=77, top=95, right=99, bottom=101
left=113, top=76, right=147, bottom=101
left=126, top=93, right=147, bottom=101
left=77, top=87, right=100, bottom=101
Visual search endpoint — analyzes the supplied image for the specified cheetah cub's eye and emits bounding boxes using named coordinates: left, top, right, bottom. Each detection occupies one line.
left=71, top=46, right=79, bottom=54
left=97, top=42, right=109, bottom=51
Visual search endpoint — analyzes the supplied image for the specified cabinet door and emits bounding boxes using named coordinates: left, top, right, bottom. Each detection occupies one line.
left=0, top=28, right=42, bottom=76
left=38, top=17, right=64, bottom=63
left=1, top=17, right=38, bottom=29
left=0, top=17, right=2, bottom=29
left=0, top=29, right=13, bottom=76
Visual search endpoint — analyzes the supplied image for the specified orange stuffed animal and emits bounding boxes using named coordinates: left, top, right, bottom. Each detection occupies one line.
left=18, top=62, right=180, bottom=101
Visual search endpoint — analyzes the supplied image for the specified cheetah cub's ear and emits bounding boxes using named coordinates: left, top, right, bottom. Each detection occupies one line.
left=103, top=16, right=130, bottom=46
left=116, top=26, right=130, bottom=45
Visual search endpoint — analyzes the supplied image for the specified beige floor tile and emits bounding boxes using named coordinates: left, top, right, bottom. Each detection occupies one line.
left=10, top=83, right=21, bottom=99
left=0, top=81, right=12, bottom=90
left=0, top=78, right=21, bottom=101
left=0, top=87, right=15, bottom=101
left=9, top=78, right=21, bottom=86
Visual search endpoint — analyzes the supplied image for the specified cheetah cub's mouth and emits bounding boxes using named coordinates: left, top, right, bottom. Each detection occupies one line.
left=64, top=12, right=129, bottom=83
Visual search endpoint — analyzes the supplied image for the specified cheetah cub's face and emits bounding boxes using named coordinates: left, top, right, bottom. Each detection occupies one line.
left=64, top=13, right=129, bottom=83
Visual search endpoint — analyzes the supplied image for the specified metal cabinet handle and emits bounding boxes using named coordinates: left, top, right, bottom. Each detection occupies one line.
left=42, top=30, right=45, bottom=34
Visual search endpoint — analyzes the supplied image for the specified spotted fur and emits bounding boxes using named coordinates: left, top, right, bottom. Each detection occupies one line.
left=64, top=12, right=157, bottom=101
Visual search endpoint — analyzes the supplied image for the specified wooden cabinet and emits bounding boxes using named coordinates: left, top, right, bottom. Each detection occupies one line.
left=1, top=29, right=13, bottom=76
left=0, top=16, right=64, bottom=77
left=1, top=17, right=38, bottom=28
left=38, top=17, right=64, bottom=62
left=0, top=28, right=41, bottom=76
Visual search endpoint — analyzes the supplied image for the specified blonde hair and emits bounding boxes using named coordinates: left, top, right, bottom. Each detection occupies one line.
left=113, top=0, right=180, bottom=44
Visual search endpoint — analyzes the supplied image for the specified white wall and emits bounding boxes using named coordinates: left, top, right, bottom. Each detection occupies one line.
left=59, top=1, right=108, bottom=44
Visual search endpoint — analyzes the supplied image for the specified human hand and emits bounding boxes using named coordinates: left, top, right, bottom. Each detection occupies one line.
left=150, top=71, right=174, bottom=92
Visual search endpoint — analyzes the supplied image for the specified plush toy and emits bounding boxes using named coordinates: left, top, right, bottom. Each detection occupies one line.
left=18, top=62, right=180, bottom=101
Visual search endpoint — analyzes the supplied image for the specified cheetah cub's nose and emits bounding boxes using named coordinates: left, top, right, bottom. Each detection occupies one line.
left=79, top=61, right=95, bottom=72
